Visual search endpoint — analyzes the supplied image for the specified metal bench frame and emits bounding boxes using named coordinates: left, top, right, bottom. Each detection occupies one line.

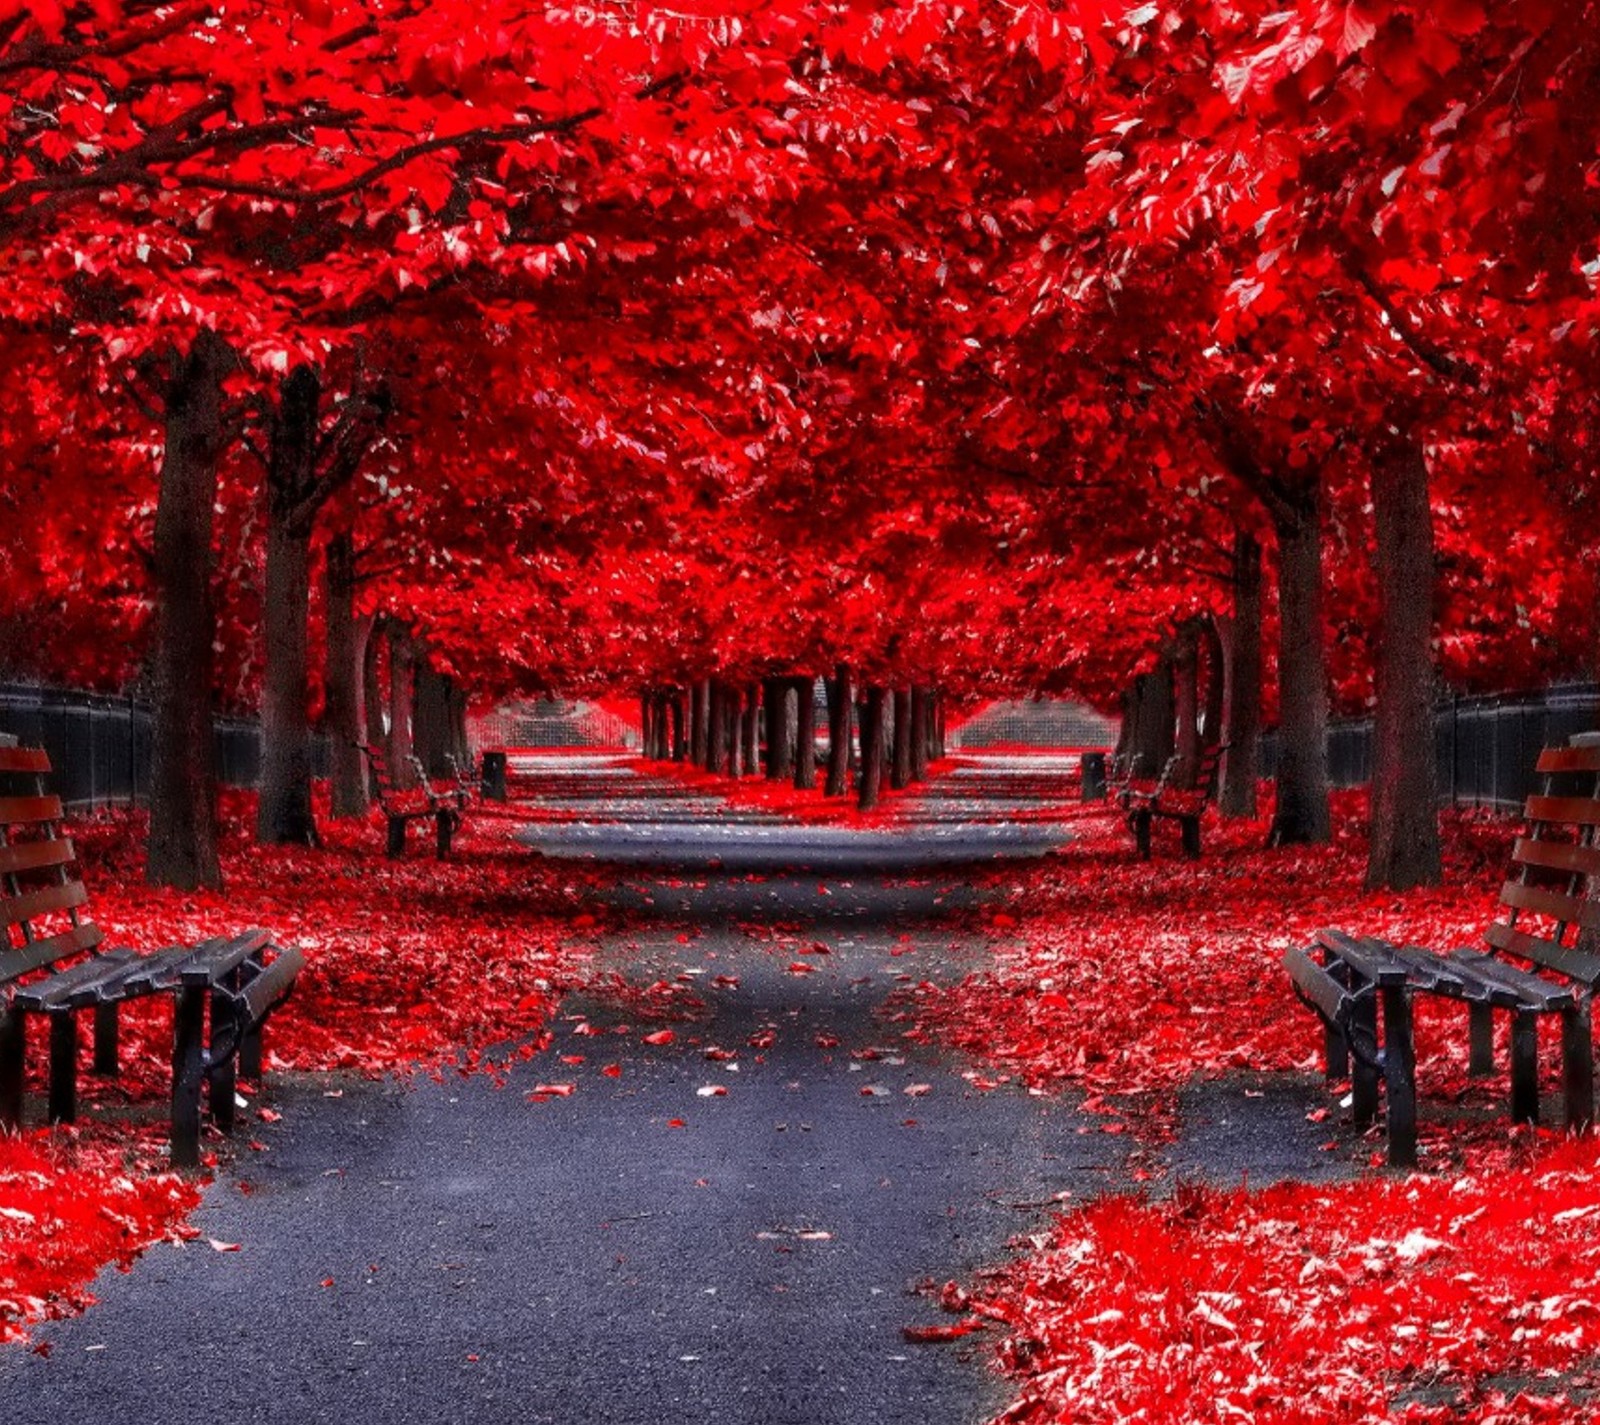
left=1285, top=742, right=1600, bottom=1168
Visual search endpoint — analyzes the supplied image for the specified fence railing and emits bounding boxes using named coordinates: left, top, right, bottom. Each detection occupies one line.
left=0, top=682, right=323, bottom=811
left=1263, top=683, right=1600, bottom=811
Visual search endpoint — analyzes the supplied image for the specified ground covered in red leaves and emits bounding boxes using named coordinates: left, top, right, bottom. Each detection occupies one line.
left=2, top=791, right=608, bottom=1343
left=884, top=793, right=1600, bottom=1423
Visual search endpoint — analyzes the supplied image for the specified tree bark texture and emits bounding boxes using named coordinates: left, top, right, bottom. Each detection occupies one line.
left=825, top=666, right=851, bottom=797
left=793, top=677, right=817, bottom=791
left=388, top=627, right=418, bottom=788
left=1366, top=434, right=1442, bottom=890
left=325, top=531, right=369, bottom=818
left=858, top=688, right=886, bottom=811
left=1270, top=484, right=1332, bottom=844
left=891, top=688, right=912, bottom=790
left=146, top=332, right=231, bottom=890
left=1219, top=531, right=1263, bottom=818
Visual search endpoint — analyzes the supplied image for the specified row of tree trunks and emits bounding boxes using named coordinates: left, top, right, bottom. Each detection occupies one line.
left=638, top=670, right=942, bottom=814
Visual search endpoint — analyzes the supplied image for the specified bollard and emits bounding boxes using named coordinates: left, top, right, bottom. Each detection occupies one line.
left=1080, top=750, right=1107, bottom=801
left=481, top=750, right=508, bottom=802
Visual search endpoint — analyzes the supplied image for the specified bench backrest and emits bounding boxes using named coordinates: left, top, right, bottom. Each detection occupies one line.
left=0, top=746, right=102, bottom=986
left=1154, top=743, right=1228, bottom=800
left=1487, top=743, right=1600, bottom=987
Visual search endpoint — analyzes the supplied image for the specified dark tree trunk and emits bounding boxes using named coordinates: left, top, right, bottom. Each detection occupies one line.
left=690, top=680, right=709, bottom=767
left=362, top=616, right=386, bottom=796
left=728, top=686, right=744, bottom=778
left=1270, top=486, right=1331, bottom=844
left=668, top=692, right=684, bottom=760
left=388, top=627, right=417, bottom=788
left=858, top=687, right=887, bottom=811
left=1218, top=532, right=1263, bottom=817
left=910, top=688, right=930, bottom=782
left=146, top=332, right=231, bottom=890
left=742, top=684, right=759, bottom=775
left=891, top=688, right=912, bottom=790
left=1200, top=619, right=1226, bottom=748
left=934, top=695, right=946, bottom=759
left=640, top=694, right=654, bottom=758
left=707, top=683, right=727, bottom=774
left=1128, top=664, right=1175, bottom=779
left=257, top=366, right=321, bottom=847
left=824, top=665, right=851, bottom=797
left=764, top=677, right=794, bottom=780
left=1171, top=624, right=1200, bottom=788
left=325, top=532, right=369, bottom=818
left=1367, top=434, right=1442, bottom=889
left=413, top=663, right=452, bottom=777
left=449, top=683, right=470, bottom=770
left=793, top=677, right=817, bottom=791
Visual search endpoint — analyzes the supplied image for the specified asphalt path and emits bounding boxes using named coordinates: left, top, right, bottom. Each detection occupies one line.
left=0, top=868, right=1126, bottom=1425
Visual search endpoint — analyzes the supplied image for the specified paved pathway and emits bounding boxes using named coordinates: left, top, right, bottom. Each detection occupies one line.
left=0, top=754, right=1337, bottom=1424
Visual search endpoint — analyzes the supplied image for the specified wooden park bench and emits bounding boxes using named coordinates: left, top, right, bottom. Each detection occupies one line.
left=357, top=742, right=462, bottom=858
left=1284, top=741, right=1600, bottom=1169
left=0, top=745, right=303, bottom=1167
left=1123, top=742, right=1227, bottom=859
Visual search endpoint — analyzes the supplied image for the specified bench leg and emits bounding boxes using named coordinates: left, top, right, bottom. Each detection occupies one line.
left=1350, top=991, right=1379, bottom=1129
left=386, top=813, right=407, bottom=858
left=0, top=1009, right=23, bottom=1128
left=1468, top=1002, right=1495, bottom=1076
left=1180, top=815, right=1201, bottom=858
left=93, top=1002, right=119, bottom=1076
left=48, top=1011, right=78, bottom=1124
left=171, top=987, right=207, bottom=1169
left=1132, top=811, right=1151, bottom=860
left=1510, top=1010, right=1539, bottom=1125
left=210, top=979, right=238, bottom=1135
left=1563, top=999, right=1594, bottom=1132
left=1382, top=985, right=1418, bottom=1170
left=435, top=810, right=453, bottom=859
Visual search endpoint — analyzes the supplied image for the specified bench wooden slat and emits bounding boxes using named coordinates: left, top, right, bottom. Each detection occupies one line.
left=1452, top=948, right=1578, bottom=1011
left=0, top=748, right=52, bottom=774
left=12, top=948, right=140, bottom=1011
left=0, top=795, right=64, bottom=826
left=1484, top=920, right=1600, bottom=987
left=0, top=878, right=90, bottom=929
left=1537, top=746, right=1600, bottom=774
left=176, top=929, right=273, bottom=987
left=1525, top=795, right=1600, bottom=827
left=1313, top=929, right=1411, bottom=986
left=1499, top=879, right=1600, bottom=932
left=0, top=922, right=103, bottom=985
left=1512, top=836, right=1600, bottom=880
left=235, top=945, right=305, bottom=1024
left=1283, top=945, right=1352, bottom=1024
left=0, top=838, right=77, bottom=878
left=1378, top=942, right=1480, bottom=998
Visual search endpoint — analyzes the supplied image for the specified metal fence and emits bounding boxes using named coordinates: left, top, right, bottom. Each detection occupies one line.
left=0, top=682, right=321, bottom=811
left=1264, top=683, right=1600, bottom=811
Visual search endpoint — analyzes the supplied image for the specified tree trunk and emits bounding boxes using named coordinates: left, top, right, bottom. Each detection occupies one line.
left=742, top=684, right=759, bottom=775
left=1270, top=488, right=1331, bottom=844
left=1128, top=664, right=1174, bottom=778
left=891, top=688, right=912, bottom=790
left=1171, top=624, right=1200, bottom=788
left=362, top=616, right=386, bottom=795
left=1366, top=434, right=1442, bottom=889
left=793, top=677, right=817, bottom=791
left=388, top=627, right=417, bottom=788
left=256, top=366, right=322, bottom=847
left=764, top=677, right=794, bottom=780
left=825, top=665, right=851, bottom=797
left=146, top=332, right=231, bottom=890
left=1218, top=534, right=1263, bottom=817
left=728, top=686, right=744, bottom=777
left=668, top=692, right=684, bottom=760
left=858, top=687, right=887, bottom=811
left=707, top=683, right=726, bottom=774
left=689, top=680, right=709, bottom=766
left=325, top=532, right=369, bottom=818
left=910, top=688, right=930, bottom=782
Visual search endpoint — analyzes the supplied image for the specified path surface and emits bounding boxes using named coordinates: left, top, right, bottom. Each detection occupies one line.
left=0, top=754, right=1337, bottom=1424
